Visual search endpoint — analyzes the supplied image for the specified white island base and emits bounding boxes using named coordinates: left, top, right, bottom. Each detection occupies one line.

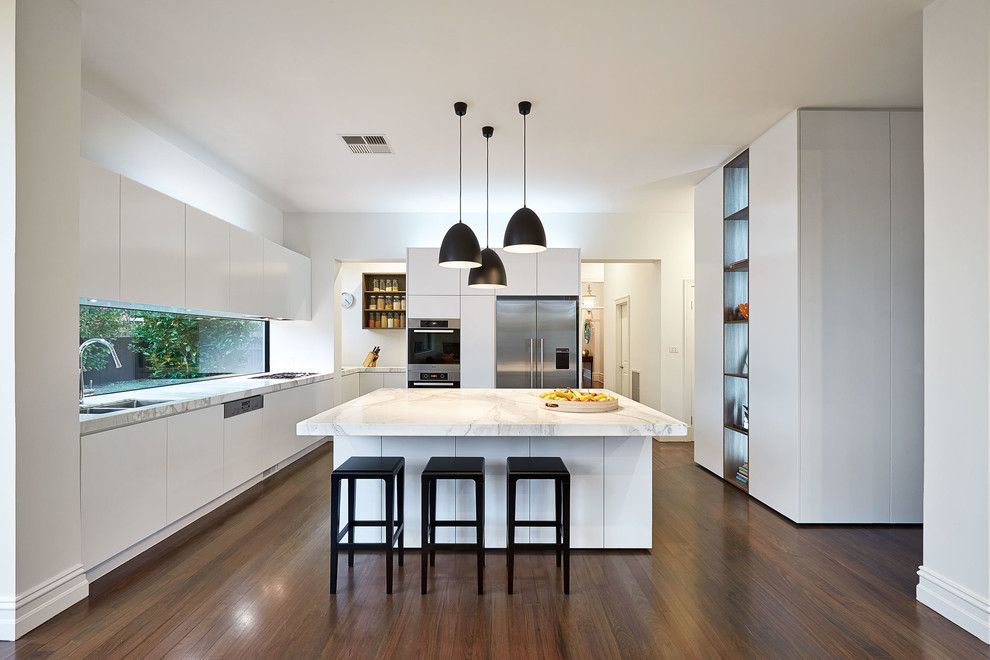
left=298, top=388, right=688, bottom=549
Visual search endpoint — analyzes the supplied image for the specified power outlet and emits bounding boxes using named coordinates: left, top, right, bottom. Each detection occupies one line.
left=669, top=346, right=680, bottom=354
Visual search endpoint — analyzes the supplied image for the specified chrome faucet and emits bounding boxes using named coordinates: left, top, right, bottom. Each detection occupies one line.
left=79, top=338, right=122, bottom=404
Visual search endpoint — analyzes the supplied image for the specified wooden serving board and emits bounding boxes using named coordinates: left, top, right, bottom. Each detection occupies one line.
left=540, top=398, right=619, bottom=413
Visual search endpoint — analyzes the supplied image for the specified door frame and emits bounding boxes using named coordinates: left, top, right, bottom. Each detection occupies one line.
left=615, top=295, right=631, bottom=397
left=683, top=279, right=695, bottom=433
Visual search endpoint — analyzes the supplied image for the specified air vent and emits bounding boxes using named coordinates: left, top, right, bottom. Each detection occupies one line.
left=340, top=135, right=393, bottom=154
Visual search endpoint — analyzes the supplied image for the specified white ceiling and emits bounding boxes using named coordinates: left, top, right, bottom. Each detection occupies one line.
left=79, top=0, right=927, bottom=215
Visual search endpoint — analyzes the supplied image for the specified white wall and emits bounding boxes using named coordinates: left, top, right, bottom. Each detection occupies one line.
left=600, top=263, right=662, bottom=411
left=282, top=209, right=693, bottom=420
left=338, top=261, right=406, bottom=367
left=0, top=0, right=87, bottom=640
left=918, top=0, right=990, bottom=643
left=80, top=90, right=283, bottom=242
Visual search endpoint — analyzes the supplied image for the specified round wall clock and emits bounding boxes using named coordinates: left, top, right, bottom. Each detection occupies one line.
left=341, top=292, right=355, bottom=309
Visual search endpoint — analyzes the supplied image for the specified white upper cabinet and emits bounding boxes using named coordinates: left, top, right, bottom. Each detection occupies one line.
left=185, top=206, right=229, bottom=312
left=406, top=294, right=460, bottom=319
left=79, top=159, right=121, bottom=300
left=495, top=249, right=538, bottom=296
left=537, top=248, right=581, bottom=296
left=120, top=177, right=186, bottom=308
left=262, top=240, right=312, bottom=320
left=228, top=225, right=265, bottom=316
left=407, top=247, right=460, bottom=296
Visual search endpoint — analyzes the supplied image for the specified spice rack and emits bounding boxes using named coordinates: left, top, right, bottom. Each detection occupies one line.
left=362, top=272, right=406, bottom=330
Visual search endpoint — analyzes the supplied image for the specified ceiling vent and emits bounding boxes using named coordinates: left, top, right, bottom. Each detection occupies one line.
left=340, top=135, right=393, bottom=154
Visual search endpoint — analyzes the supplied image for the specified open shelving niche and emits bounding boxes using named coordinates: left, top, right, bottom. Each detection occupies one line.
left=722, top=150, right=749, bottom=491
left=362, top=272, right=407, bottom=330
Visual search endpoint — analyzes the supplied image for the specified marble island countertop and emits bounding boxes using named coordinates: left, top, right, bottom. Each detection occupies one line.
left=81, top=371, right=334, bottom=436
left=297, top=388, right=688, bottom=438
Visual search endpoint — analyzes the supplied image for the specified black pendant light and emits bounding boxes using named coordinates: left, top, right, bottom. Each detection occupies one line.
left=469, top=126, right=508, bottom=289
left=439, top=101, right=483, bottom=268
left=503, top=100, right=547, bottom=253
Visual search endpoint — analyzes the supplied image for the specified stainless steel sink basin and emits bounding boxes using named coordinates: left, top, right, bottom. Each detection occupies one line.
left=79, top=399, right=174, bottom=415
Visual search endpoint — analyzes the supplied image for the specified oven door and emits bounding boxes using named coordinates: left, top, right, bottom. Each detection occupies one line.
left=407, top=328, right=461, bottom=366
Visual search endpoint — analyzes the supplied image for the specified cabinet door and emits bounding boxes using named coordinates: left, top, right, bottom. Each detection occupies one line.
left=340, top=372, right=360, bottom=403
left=166, top=406, right=223, bottom=524
left=223, top=408, right=266, bottom=491
left=406, top=295, right=459, bottom=319
left=120, top=177, right=186, bottom=307
left=263, top=240, right=290, bottom=319
left=407, top=247, right=460, bottom=296
left=529, top=436, right=604, bottom=548
left=285, top=249, right=312, bottom=321
left=537, top=248, right=580, bottom=296
left=454, top=436, right=531, bottom=547
left=604, top=436, right=652, bottom=548
left=185, top=206, right=230, bottom=312
left=383, top=372, right=407, bottom=389
left=229, top=225, right=265, bottom=316
left=82, top=419, right=167, bottom=567
left=359, top=372, right=385, bottom=395
left=79, top=159, right=120, bottom=300
left=262, top=388, right=299, bottom=467
left=495, top=249, right=537, bottom=296
left=460, top=296, right=495, bottom=387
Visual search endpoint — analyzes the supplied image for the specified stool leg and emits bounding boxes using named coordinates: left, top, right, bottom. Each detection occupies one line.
left=347, top=477, right=356, bottom=567
left=330, top=476, right=341, bottom=594
left=554, top=477, right=562, bottom=568
left=507, top=476, right=515, bottom=595
left=397, top=466, right=405, bottom=567
left=428, top=478, right=437, bottom=567
left=475, top=476, right=484, bottom=595
left=562, top=476, right=571, bottom=595
left=421, top=476, right=429, bottom=594
left=385, top=476, right=395, bottom=594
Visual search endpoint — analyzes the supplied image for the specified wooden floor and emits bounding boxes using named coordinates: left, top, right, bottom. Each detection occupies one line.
left=2, top=442, right=987, bottom=659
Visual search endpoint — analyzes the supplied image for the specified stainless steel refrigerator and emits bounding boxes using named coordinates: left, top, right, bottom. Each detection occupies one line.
left=496, top=297, right=579, bottom=389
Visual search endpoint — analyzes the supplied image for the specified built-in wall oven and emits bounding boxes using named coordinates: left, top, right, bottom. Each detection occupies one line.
left=407, top=318, right=460, bottom=388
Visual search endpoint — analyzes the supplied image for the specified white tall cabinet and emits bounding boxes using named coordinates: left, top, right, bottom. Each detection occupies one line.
left=694, top=109, right=924, bottom=523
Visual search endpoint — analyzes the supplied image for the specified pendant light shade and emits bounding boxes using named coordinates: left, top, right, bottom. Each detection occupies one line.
left=469, top=125, right=508, bottom=289
left=504, top=100, right=547, bottom=254
left=439, top=101, right=482, bottom=269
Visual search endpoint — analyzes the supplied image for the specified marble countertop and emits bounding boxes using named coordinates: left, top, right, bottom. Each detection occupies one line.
left=80, top=371, right=334, bottom=436
left=297, top=388, right=688, bottom=438
left=339, top=366, right=407, bottom=376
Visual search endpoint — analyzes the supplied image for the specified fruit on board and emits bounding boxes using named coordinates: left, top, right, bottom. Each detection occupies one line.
left=538, top=389, right=616, bottom=402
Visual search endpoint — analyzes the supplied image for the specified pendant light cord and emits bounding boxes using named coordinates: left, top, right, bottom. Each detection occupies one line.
left=522, top=113, right=527, bottom=207
left=458, top=113, right=463, bottom=223
left=485, top=133, right=490, bottom=247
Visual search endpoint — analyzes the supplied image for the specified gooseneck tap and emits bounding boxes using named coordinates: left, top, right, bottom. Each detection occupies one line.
left=79, top=338, right=122, bottom=404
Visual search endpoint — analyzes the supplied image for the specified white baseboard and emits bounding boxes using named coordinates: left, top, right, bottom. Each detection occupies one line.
left=917, top=566, right=990, bottom=643
left=86, top=437, right=329, bottom=582
left=0, top=565, right=89, bottom=641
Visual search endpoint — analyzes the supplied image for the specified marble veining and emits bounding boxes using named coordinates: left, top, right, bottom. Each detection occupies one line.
left=339, top=366, right=407, bottom=376
left=81, top=372, right=334, bottom=436
left=298, top=388, right=688, bottom=438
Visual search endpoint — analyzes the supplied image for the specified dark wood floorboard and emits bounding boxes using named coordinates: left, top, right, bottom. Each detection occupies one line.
left=1, top=441, right=987, bottom=659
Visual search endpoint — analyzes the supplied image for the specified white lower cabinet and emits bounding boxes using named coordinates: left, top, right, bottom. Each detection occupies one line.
left=383, top=436, right=456, bottom=547
left=340, top=372, right=360, bottom=403
left=82, top=419, right=167, bottom=567
left=529, top=436, right=604, bottom=548
left=359, top=372, right=384, bottom=395
left=603, top=436, right=652, bottom=548
left=263, top=389, right=298, bottom=469
left=223, top=407, right=267, bottom=491
left=454, top=436, right=531, bottom=547
left=166, top=406, right=223, bottom=524
left=383, top=372, right=407, bottom=389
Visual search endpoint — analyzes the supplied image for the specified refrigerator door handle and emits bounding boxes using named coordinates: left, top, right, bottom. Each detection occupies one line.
left=529, top=337, right=535, bottom=388
left=539, top=337, right=545, bottom=388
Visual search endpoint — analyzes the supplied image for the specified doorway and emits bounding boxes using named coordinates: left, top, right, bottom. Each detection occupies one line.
left=684, top=280, right=695, bottom=440
left=615, top=295, right=631, bottom=397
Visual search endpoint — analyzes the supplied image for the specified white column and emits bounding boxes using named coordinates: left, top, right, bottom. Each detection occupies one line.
left=918, top=0, right=990, bottom=643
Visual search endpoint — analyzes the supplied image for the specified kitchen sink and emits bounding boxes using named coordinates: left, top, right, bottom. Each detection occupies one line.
left=79, top=399, right=174, bottom=415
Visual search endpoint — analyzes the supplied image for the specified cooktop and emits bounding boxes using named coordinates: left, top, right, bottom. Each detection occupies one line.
left=250, top=372, right=318, bottom=380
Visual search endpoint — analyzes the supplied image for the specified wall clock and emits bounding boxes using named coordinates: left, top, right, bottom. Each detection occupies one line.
left=341, top=292, right=355, bottom=309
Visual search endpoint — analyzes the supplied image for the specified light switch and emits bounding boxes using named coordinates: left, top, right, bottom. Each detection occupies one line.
left=669, top=346, right=679, bottom=354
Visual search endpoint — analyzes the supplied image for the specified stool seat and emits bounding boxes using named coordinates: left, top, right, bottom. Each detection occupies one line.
left=506, top=456, right=568, bottom=476
left=423, top=456, right=484, bottom=477
left=335, top=455, right=404, bottom=476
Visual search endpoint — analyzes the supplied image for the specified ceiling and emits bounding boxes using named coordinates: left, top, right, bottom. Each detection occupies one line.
left=79, top=0, right=927, bottom=215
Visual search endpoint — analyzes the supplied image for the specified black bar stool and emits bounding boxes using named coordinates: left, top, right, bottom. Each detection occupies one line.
left=506, top=456, right=570, bottom=595
left=330, top=456, right=405, bottom=594
left=420, top=457, right=485, bottom=594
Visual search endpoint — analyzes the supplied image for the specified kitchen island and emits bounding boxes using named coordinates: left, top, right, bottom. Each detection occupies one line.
left=298, top=388, right=687, bottom=549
